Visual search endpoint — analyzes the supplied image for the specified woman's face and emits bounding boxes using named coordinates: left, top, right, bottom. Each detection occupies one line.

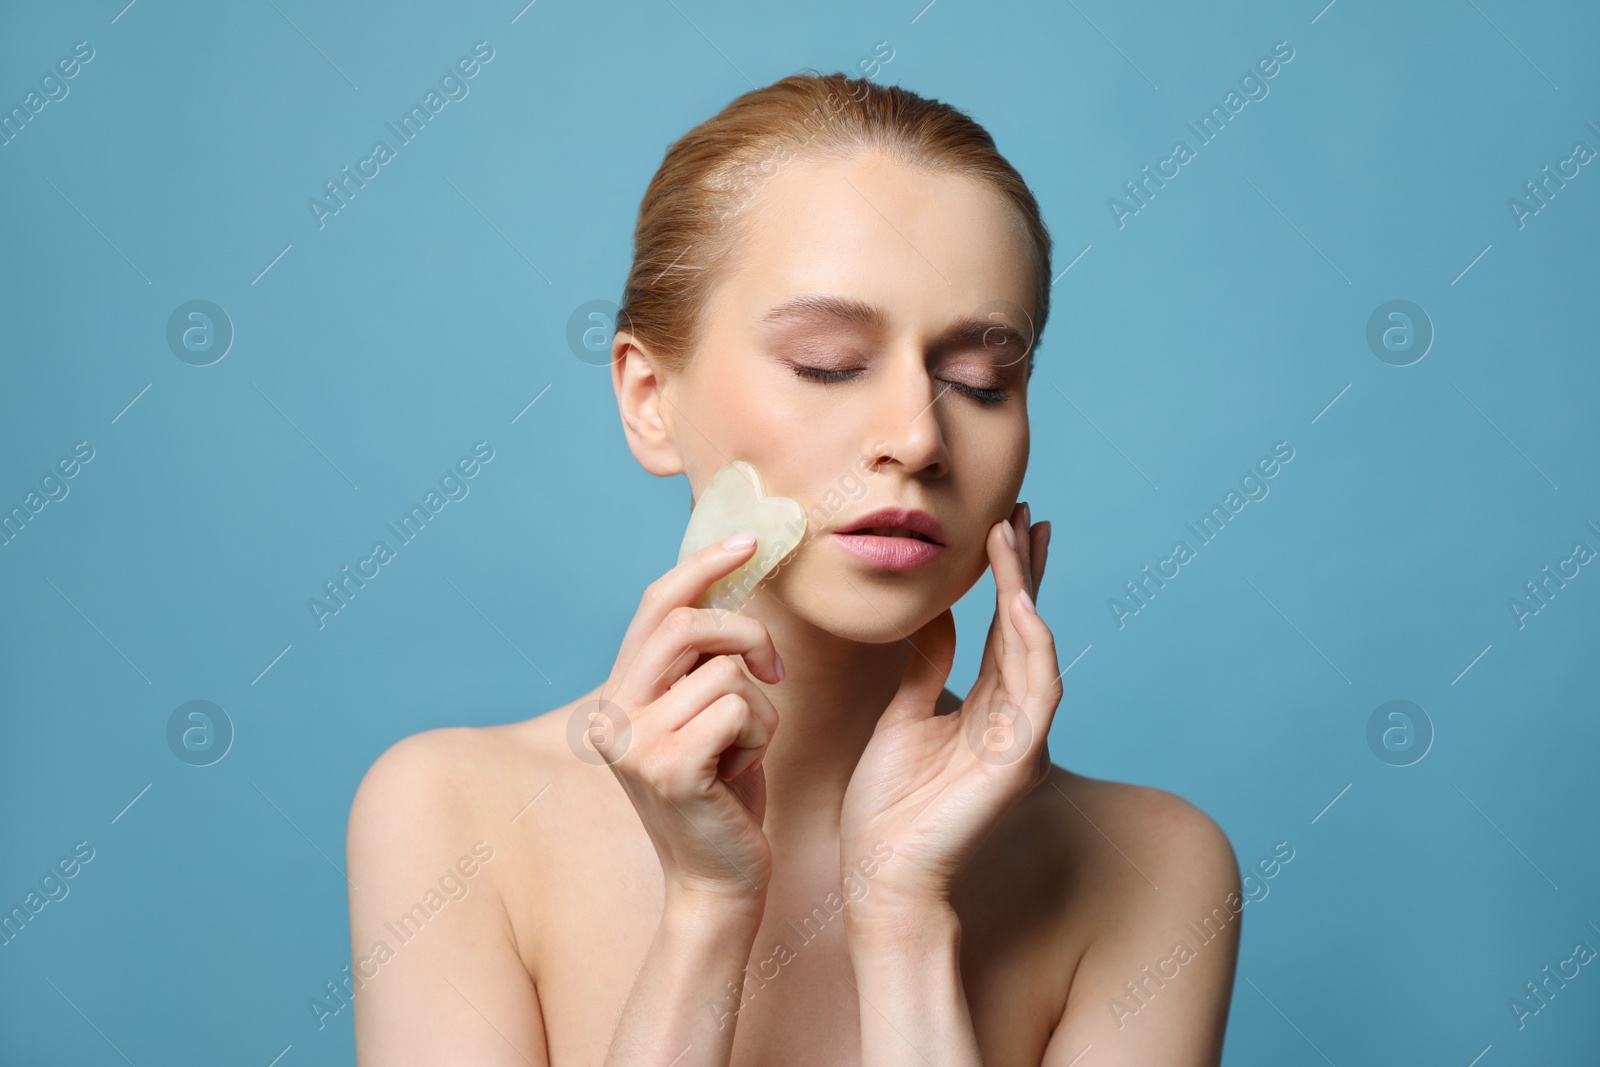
left=652, top=150, right=1035, bottom=641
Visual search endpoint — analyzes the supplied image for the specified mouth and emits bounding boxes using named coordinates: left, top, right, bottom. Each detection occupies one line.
left=847, top=526, right=941, bottom=544
left=831, top=507, right=947, bottom=570
left=836, top=506, right=947, bottom=546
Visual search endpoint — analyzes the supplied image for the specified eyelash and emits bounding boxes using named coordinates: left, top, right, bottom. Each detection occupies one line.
left=790, top=364, right=1009, bottom=406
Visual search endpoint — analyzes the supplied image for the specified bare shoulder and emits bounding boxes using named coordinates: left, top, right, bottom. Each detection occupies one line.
left=345, top=697, right=619, bottom=923
left=343, top=723, right=526, bottom=969
left=1039, top=766, right=1238, bottom=893
left=1024, top=766, right=1242, bottom=1066
left=343, top=714, right=581, bottom=1065
left=350, top=725, right=503, bottom=873
left=973, top=764, right=1238, bottom=936
left=349, top=717, right=564, bottom=835
left=351, top=682, right=605, bottom=825
left=349, top=725, right=490, bottom=831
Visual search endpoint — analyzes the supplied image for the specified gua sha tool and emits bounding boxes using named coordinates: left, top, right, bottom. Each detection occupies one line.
left=677, top=460, right=807, bottom=612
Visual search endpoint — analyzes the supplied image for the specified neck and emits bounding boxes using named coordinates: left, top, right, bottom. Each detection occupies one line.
left=737, top=588, right=917, bottom=853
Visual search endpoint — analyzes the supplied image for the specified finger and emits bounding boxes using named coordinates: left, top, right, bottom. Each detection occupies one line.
left=1032, top=520, right=1051, bottom=597
left=1013, top=501, right=1033, bottom=596
left=671, top=690, right=773, bottom=782
left=617, top=535, right=760, bottom=664
left=651, top=653, right=780, bottom=741
left=621, top=605, right=781, bottom=707
left=720, top=744, right=764, bottom=782
left=1008, top=588, right=1063, bottom=744
left=987, top=519, right=1032, bottom=703
left=880, top=608, right=956, bottom=729
left=972, top=508, right=1024, bottom=683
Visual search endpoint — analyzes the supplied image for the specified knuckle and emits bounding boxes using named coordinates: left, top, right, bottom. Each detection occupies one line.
left=707, top=689, right=746, bottom=719
left=706, top=654, right=742, bottom=683
left=629, top=746, right=660, bottom=785
left=636, top=743, right=672, bottom=789
left=665, top=605, right=698, bottom=637
left=750, top=682, right=776, bottom=713
left=753, top=619, right=776, bottom=652
left=652, top=759, right=690, bottom=797
left=754, top=698, right=779, bottom=735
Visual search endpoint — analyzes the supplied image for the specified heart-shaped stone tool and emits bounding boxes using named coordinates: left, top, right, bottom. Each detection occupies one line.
left=677, top=459, right=808, bottom=612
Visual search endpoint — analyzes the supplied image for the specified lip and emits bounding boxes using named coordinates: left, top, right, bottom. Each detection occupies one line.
left=831, top=506, right=947, bottom=570
left=836, top=506, right=946, bottom=545
left=831, top=531, right=946, bottom=569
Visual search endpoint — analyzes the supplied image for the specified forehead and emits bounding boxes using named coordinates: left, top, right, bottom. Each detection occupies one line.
left=707, top=151, right=1037, bottom=339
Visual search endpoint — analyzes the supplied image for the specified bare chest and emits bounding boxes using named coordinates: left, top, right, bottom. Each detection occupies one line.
left=502, top=803, right=1075, bottom=1067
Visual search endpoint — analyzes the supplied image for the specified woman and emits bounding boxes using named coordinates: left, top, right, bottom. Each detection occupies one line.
left=347, top=72, right=1240, bottom=1066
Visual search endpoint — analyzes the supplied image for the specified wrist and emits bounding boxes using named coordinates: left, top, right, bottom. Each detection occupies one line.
left=836, top=838, right=946, bottom=915
left=843, top=873, right=952, bottom=919
left=846, top=902, right=973, bottom=1062
left=663, top=882, right=767, bottom=939
left=845, top=893, right=959, bottom=957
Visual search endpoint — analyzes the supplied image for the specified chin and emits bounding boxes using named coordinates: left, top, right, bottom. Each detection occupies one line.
left=762, top=558, right=954, bottom=644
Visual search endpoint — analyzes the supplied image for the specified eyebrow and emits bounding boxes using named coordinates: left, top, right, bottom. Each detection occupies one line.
left=761, top=294, right=887, bottom=331
left=760, top=293, right=1033, bottom=360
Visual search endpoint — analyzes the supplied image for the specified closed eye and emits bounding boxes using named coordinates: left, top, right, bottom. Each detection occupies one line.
left=791, top=364, right=857, bottom=385
left=789, top=364, right=1009, bottom=405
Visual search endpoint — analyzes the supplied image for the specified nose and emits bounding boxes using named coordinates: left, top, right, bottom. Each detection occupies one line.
left=863, top=352, right=951, bottom=479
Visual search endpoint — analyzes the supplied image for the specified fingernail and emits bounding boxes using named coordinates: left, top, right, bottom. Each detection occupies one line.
left=774, top=651, right=786, bottom=681
left=1016, top=589, right=1036, bottom=615
left=1022, top=501, right=1032, bottom=526
left=723, top=532, right=757, bottom=551
left=1001, top=521, right=1017, bottom=549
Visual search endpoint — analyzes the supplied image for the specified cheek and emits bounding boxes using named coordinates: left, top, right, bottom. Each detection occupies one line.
left=959, top=422, right=1028, bottom=498
left=719, top=383, right=857, bottom=506
left=703, top=360, right=803, bottom=438
left=949, top=426, right=1027, bottom=555
left=774, top=452, right=862, bottom=535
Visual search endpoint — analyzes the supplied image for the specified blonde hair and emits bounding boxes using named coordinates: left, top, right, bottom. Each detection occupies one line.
left=617, top=70, right=1054, bottom=377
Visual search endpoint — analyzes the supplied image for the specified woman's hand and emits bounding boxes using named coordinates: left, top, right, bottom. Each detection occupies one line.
left=588, top=533, right=785, bottom=912
left=840, top=502, right=1058, bottom=917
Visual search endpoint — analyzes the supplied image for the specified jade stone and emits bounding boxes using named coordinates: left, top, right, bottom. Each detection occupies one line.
left=677, top=460, right=808, bottom=611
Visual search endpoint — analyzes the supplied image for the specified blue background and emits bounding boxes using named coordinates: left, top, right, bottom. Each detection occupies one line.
left=2, top=0, right=1597, bottom=1063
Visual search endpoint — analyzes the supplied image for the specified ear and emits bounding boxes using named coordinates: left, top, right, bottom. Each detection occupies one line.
left=611, top=329, right=684, bottom=478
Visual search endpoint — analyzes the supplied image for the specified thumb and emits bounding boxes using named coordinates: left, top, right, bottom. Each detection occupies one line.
left=881, top=608, right=956, bottom=729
